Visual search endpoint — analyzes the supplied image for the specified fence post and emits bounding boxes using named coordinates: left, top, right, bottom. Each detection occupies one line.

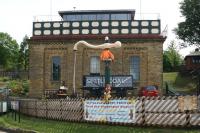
left=60, top=99, right=62, bottom=120
left=81, top=98, right=84, bottom=122
left=46, top=100, right=48, bottom=119
left=14, top=107, right=16, bottom=121
left=35, top=100, right=37, bottom=118
left=165, top=82, right=169, bottom=96
left=18, top=100, right=20, bottom=123
left=141, top=97, right=145, bottom=125
left=1, top=101, right=2, bottom=114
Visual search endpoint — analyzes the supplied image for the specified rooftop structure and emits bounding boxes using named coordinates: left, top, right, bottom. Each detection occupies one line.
left=59, top=9, right=135, bottom=21
left=32, top=9, right=162, bottom=40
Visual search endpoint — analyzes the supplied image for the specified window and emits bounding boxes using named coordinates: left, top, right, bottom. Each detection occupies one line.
left=97, top=14, right=110, bottom=20
left=63, top=13, right=132, bottom=21
left=52, top=56, right=61, bottom=81
left=90, top=56, right=100, bottom=74
left=130, top=56, right=140, bottom=80
left=111, top=14, right=130, bottom=20
left=192, top=57, right=200, bottom=64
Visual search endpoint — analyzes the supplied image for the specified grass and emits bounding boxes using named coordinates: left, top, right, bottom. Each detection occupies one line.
left=0, top=113, right=200, bottom=133
left=163, top=72, right=197, bottom=94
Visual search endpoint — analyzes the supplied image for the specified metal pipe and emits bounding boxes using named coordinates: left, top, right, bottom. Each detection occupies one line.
left=73, top=51, right=77, bottom=95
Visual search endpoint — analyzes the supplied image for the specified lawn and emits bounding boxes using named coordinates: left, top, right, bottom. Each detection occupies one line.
left=163, top=72, right=197, bottom=94
left=0, top=113, right=200, bottom=133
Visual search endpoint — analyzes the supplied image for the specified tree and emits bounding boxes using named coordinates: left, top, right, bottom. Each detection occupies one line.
left=163, top=41, right=183, bottom=72
left=18, top=35, right=29, bottom=71
left=0, top=32, right=19, bottom=70
left=175, top=0, right=200, bottom=47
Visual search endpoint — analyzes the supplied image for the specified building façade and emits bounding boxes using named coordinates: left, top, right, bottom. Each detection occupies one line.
left=28, top=9, right=166, bottom=98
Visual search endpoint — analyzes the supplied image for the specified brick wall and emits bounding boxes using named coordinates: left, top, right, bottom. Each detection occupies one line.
left=29, top=39, right=163, bottom=98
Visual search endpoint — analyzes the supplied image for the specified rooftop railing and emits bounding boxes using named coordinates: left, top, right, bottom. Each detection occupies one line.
left=33, top=19, right=160, bottom=36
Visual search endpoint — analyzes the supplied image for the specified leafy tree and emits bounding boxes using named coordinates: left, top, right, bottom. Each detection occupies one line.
left=18, top=35, right=29, bottom=71
left=175, top=0, right=200, bottom=47
left=0, top=32, right=19, bottom=70
left=163, top=41, right=183, bottom=72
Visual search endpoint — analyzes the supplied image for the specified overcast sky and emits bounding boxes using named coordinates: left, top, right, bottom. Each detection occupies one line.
left=0, top=0, right=194, bottom=56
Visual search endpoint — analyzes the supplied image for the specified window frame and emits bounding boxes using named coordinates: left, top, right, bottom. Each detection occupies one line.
left=51, top=56, right=61, bottom=81
left=90, top=56, right=100, bottom=75
left=130, top=56, right=140, bottom=81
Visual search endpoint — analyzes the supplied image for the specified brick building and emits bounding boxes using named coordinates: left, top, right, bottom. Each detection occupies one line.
left=184, top=49, right=200, bottom=71
left=29, top=9, right=166, bottom=98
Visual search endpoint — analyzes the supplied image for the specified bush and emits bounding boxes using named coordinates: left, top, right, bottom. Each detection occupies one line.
left=0, top=77, right=10, bottom=82
left=22, top=80, right=29, bottom=94
left=7, top=80, right=29, bottom=96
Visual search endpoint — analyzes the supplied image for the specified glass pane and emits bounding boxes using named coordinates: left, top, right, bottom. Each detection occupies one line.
left=111, top=14, right=128, bottom=20
left=130, top=56, right=140, bottom=80
left=82, top=15, right=89, bottom=21
left=52, top=56, right=61, bottom=81
left=97, top=14, right=110, bottom=20
left=90, top=56, right=100, bottom=74
left=89, top=15, right=96, bottom=20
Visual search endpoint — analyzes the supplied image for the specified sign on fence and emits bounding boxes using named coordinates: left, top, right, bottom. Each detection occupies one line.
left=84, top=99, right=136, bottom=123
left=178, top=96, right=197, bottom=111
left=11, top=101, right=19, bottom=111
left=0, top=102, right=7, bottom=113
left=2, top=102, right=7, bottom=112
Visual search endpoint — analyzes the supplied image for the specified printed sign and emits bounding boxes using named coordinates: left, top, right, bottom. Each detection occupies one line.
left=11, top=101, right=19, bottom=111
left=178, top=96, right=197, bottom=111
left=84, top=75, right=133, bottom=88
left=84, top=99, right=136, bottom=123
left=2, top=102, right=7, bottom=112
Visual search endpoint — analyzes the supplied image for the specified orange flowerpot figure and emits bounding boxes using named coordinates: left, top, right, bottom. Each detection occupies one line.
left=100, top=48, right=114, bottom=61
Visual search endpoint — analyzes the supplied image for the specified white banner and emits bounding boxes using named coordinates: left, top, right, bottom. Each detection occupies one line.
left=2, top=102, right=7, bottom=112
left=84, top=99, right=135, bottom=123
left=11, top=101, right=19, bottom=111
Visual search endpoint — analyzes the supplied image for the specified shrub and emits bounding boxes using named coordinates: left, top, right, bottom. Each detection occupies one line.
left=22, top=80, right=29, bottom=94
left=0, top=77, right=10, bottom=82
left=7, top=80, right=29, bottom=96
left=7, top=80, right=23, bottom=95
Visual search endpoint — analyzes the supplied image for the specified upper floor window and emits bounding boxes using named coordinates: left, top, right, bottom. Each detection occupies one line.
left=111, top=14, right=131, bottom=20
left=90, top=56, right=100, bottom=74
left=63, top=13, right=132, bottom=21
left=130, top=56, right=140, bottom=80
left=192, top=57, right=200, bottom=64
left=52, top=56, right=61, bottom=81
left=97, top=14, right=110, bottom=20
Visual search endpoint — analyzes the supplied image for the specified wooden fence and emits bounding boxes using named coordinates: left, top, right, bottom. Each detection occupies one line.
left=14, top=96, right=200, bottom=127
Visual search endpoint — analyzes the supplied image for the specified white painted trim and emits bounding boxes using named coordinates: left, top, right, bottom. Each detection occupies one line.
left=53, top=30, right=60, bottom=35
left=62, top=30, right=70, bottom=34
left=121, top=21, right=129, bottom=26
left=63, top=22, right=70, bottom=27
left=34, top=30, right=41, bottom=35
left=44, top=23, right=51, bottom=28
left=92, top=29, right=99, bottom=34
left=34, top=23, right=41, bottom=28
left=101, top=29, right=109, bottom=34
left=44, top=30, right=51, bottom=35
